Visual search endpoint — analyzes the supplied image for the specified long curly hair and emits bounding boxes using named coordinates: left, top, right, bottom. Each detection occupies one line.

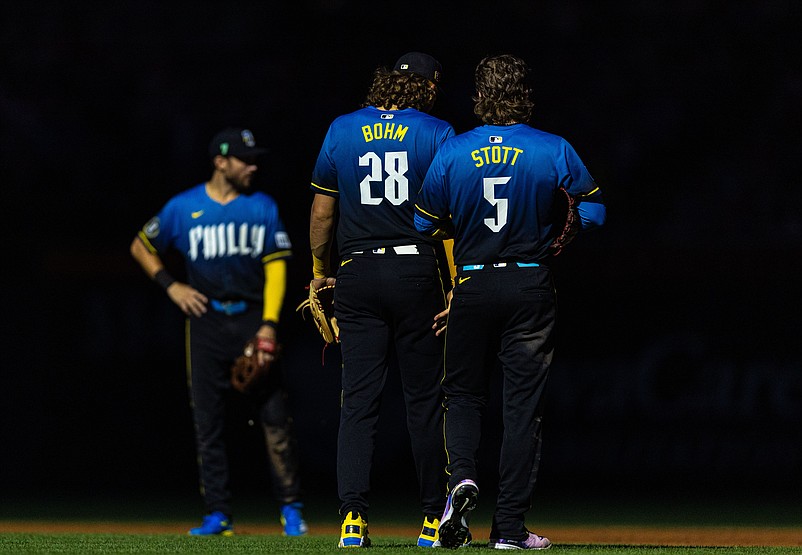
left=473, top=54, right=534, bottom=125
left=363, top=68, right=437, bottom=112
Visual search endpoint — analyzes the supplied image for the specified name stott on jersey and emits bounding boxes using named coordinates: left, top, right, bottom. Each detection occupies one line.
left=416, top=124, right=597, bottom=265
left=140, top=183, right=292, bottom=302
left=311, top=106, right=454, bottom=254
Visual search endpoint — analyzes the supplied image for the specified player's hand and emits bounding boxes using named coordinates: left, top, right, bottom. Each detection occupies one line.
left=256, top=325, right=278, bottom=366
left=432, top=290, right=453, bottom=337
left=166, top=282, right=208, bottom=317
left=311, top=276, right=336, bottom=291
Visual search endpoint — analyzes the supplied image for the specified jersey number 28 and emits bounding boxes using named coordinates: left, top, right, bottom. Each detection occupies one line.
left=359, top=151, right=409, bottom=205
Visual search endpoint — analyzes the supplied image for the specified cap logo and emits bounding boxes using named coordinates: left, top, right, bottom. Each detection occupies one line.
left=241, top=129, right=256, bottom=147
left=219, top=142, right=230, bottom=155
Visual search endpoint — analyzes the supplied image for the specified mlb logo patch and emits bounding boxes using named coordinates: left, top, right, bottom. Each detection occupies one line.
left=380, top=113, right=394, bottom=119
left=144, top=217, right=161, bottom=238
left=489, top=136, right=503, bottom=143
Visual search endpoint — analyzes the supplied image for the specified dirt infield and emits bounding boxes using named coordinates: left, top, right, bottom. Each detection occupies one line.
left=1, top=521, right=800, bottom=547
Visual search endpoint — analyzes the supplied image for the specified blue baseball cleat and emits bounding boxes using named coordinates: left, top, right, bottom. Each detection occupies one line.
left=188, top=511, right=234, bottom=536
left=281, top=502, right=309, bottom=537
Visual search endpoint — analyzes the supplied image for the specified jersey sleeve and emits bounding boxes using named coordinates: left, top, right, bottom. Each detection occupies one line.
left=558, top=139, right=606, bottom=230
left=310, top=124, right=340, bottom=197
left=260, top=199, right=293, bottom=263
left=414, top=150, right=453, bottom=238
left=558, top=139, right=597, bottom=196
left=435, top=123, right=455, bottom=150
left=138, top=196, right=181, bottom=254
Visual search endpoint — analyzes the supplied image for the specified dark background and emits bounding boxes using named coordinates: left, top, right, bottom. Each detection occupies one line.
left=2, top=1, right=801, bottom=518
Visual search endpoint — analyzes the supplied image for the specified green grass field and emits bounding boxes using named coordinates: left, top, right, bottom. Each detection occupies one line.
left=1, top=489, right=800, bottom=554
left=1, top=534, right=802, bottom=555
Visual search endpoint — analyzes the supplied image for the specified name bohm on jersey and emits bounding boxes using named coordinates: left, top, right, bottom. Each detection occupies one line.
left=188, top=223, right=289, bottom=261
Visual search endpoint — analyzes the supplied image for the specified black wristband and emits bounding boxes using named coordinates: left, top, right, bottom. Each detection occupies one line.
left=153, top=269, right=176, bottom=290
left=261, top=320, right=278, bottom=329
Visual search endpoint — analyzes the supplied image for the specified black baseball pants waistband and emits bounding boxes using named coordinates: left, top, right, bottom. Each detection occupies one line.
left=350, top=244, right=435, bottom=256
left=210, top=299, right=248, bottom=315
left=460, top=262, right=541, bottom=271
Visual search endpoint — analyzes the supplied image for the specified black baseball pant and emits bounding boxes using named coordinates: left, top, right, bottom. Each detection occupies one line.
left=442, top=264, right=555, bottom=540
left=334, top=246, right=447, bottom=520
left=188, top=304, right=301, bottom=516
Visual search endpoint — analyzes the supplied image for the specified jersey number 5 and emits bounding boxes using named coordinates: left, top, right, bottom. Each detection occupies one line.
left=484, top=176, right=510, bottom=232
left=359, top=151, right=409, bottom=205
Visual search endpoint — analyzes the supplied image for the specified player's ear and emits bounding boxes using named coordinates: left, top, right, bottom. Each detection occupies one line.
left=212, top=154, right=228, bottom=171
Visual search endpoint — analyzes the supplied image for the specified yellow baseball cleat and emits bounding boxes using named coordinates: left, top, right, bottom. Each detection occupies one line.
left=338, top=511, right=370, bottom=548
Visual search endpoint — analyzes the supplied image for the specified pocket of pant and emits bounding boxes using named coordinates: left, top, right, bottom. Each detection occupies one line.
left=399, top=275, right=435, bottom=286
left=518, top=288, right=555, bottom=304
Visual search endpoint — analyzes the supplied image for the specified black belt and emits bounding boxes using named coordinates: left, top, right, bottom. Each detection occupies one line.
left=351, top=244, right=433, bottom=255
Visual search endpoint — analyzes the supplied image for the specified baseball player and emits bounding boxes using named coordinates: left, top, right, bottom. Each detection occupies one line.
left=130, top=127, right=308, bottom=537
left=308, top=52, right=455, bottom=548
left=414, top=54, right=606, bottom=550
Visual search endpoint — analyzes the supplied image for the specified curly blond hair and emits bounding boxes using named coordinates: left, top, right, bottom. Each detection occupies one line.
left=473, top=54, right=534, bottom=125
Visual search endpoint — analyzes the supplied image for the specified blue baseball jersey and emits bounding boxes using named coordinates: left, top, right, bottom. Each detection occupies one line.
left=311, top=106, right=454, bottom=253
left=415, top=124, right=603, bottom=266
left=139, top=183, right=292, bottom=302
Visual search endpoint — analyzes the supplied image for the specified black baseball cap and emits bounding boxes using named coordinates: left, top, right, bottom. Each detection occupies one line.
left=208, top=127, right=268, bottom=159
left=393, top=52, right=442, bottom=86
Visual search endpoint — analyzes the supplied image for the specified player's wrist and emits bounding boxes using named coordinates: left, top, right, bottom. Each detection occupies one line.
left=153, top=269, right=176, bottom=290
left=255, top=336, right=276, bottom=352
left=312, top=253, right=328, bottom=279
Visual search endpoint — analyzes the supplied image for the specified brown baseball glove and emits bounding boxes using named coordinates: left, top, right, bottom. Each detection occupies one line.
left=231, top=336, right=279, bottom=394
left=296, top=284, right=339, bottom=344
left=550, top=187, right=581, bottom=256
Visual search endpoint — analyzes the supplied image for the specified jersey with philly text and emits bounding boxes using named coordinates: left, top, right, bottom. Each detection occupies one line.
left=140, top=183, right=292, bottom=302
left=416, top=124, right=597, bottom=266
left=311, top=106, right=454, bottom=254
